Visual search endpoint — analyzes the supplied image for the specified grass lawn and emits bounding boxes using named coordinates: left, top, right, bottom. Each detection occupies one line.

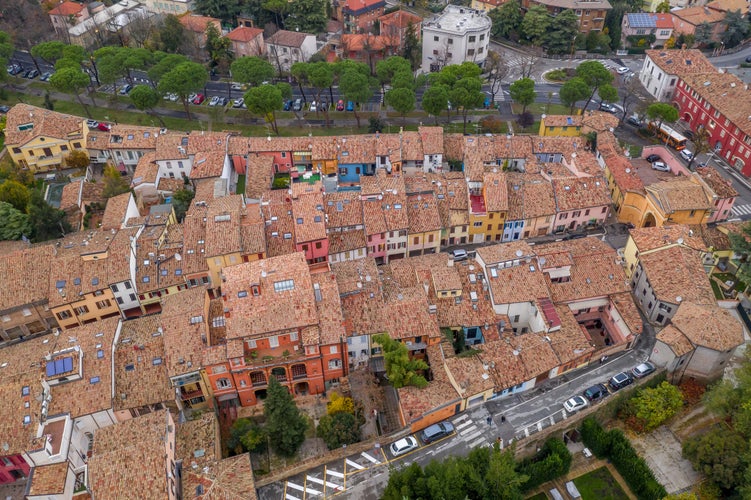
left=628, top=144, right=643, bottom=158
left=714, top=272, right=747, bottom=292
left=710, top=278, right=725, bottom=300
left=573, top=467, right=630, bottom=500
left=512, top=103, right=574, bottom=116
left=516, top=121, right=541, bottom=135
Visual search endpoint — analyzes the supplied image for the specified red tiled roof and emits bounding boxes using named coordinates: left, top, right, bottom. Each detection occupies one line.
left=227, top=26, right=263, bottom=42
left=49, top=1, right=84, bottom=16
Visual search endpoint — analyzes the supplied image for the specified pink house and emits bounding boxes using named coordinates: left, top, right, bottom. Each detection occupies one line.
left=551, top=177, right=612, bottom=232
left=696, top=168, right=737, bottom=222
left=291, top=183, right=329, bottom=265
left=227, top=26, right=265, bottom=58
left=363, top=199, right=387, bottom=263
left=0, top=454, right=29, bottom=484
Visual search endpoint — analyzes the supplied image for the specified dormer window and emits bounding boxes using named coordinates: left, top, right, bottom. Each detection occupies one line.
left=251, top=284, right=260, bottom=296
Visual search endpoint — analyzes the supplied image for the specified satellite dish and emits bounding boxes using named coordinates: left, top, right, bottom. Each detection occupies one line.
left=515, top=250, right=523, bottom=257
left=677, top=237, right=684, bottom=245
left=174, top=253, right=182, bottom=261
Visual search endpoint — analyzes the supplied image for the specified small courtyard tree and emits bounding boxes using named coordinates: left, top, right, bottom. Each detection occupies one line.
left=264, top=377, right=308, bottom=457
left=372, top=333, right=428, bottom=388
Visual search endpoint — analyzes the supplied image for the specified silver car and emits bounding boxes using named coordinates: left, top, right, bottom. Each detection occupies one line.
left=390, top=436, right=418, bottom=457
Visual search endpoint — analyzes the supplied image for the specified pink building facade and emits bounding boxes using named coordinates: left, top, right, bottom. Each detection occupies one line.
left=0, top=454, right=29, bottom=484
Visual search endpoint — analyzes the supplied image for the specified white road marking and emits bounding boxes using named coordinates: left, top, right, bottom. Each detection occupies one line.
left=464, top=429, right=484, bottom=442
left=456, top=420, right=474, bottom=431
left=306, top=475, right=344, bottom=491
left=346, top=458, right=365, bottom=470
left=286, top=481, right=321, bottom=496
left=361, top=451, right=381, bottom=464
left=459, top=424, right=478, bottom=436
left=469, top=437, right=487, bottom=448
left=286, top=494, right=301, bottom=500
left=327, top=469, right=344, bottom=479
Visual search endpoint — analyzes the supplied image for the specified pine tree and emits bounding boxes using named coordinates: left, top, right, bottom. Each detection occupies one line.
left=264, top=378, right=308, bottom=457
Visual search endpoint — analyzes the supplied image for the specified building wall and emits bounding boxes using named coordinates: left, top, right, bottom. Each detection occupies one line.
left=366, top=233, right=387, bottom=261
left=51, top=289, right=121, bottom=330
left=421, top=9, right=491, bottom=72
left=684, top=345, right=733, bottom=381
left=0, top=454, right=30, bottom=484
left=0, top=301, right=57, bottom=343
left=231, top=36, right=265, bottom=58
left=146, top=0, right=195, bottom=15
left=673, top=79, right=751, bottom=176
left=8, top=133, right=87, bottom=173
left=385, top=230, right=408, bottom=262
left=630, top=262, right=679, bottom=325
left=296, top=238, right=329, bottom=264
left=407, top=230, right=440, bottom=256
left=553, top=206, right=608, bottom=233
left=639, top=56, right=679, bottom=101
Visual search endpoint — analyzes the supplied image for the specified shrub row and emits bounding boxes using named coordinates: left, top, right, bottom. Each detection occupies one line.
left=518, top=437, right=573, bottom=492
left=580, top=418, right=667, bottom=500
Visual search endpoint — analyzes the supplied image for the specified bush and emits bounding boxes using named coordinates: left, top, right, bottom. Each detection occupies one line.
left=479, top=115, right=504, bottom=134
left=317, top=412, right=361, bottom=449
left=516, top=111, right=534, bottom=129
left=580, top=418, right=667, bottom=500
left=518, top=437, right=572, bottom=492
left=546, top=69, right=568, bottom=82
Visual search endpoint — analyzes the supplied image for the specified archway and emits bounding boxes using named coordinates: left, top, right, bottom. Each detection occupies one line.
left=294, top=382, right=309, bottom=395
left=271, top=367, right=287, bottom=383
left=642, top=212, right=657, bottom=227
left=682, top=112, right=692, bottom=123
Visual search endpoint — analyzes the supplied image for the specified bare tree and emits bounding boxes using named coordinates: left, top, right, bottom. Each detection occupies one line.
left=517, top=53, right=539, bottom=79
left=619, top=76, right=645, bottom=124
left=126, top=11, right=158, bottom=48
left=485, top=50, right=508, bottom=105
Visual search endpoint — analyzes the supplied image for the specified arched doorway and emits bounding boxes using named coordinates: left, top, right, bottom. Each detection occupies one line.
left=271, top=367, right=287, bottom=383
left=642, top=212, right=657, bottom=227
left=682, top=112, right=692, bottom=123
left=294, top=382, right=309, bottom=395
left=254, top=388, right=267, bottom=400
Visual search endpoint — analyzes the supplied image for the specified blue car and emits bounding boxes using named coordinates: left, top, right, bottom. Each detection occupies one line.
left=484, top=97, right=491, bottom=109
left=346, top=101, right=354, bottom=111
left=283, top=100, right=292, bottom=111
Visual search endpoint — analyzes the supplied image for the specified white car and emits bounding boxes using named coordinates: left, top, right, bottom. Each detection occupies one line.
left=230, top=82, right=244, bottom=91
left=208, top=96, right=221, bottom=107
left=309, top=101, right=317, bottom=112
left=616, top=66, right=630, bottom=75
left=651, top=161, right=670, bottom=172
left=680, top=149, right=693, bottom=161
left=232, top=97, right=245, bottom=108
left=563, top=396, right=589, bottom=413
left=390, top=436, right=418, bottom=457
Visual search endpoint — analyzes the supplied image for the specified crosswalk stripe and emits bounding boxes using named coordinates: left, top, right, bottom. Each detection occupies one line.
left=452, top=414, right=469, bottom=425
left=286, top=482, right=321, bottom=496
left=327, top=469, right=344, bottom=479
left=459, top=424, right=478, bottom=436
left=732, top=204, right=751, bottom=216
left=464, top=429, right=484, bottom=442
left=361, top=452, right=381, bottom=464
left=306, top=475, right=344, bottom=491
left=346, top=458, right=364, bottom=470
left=469, top=437, right=487, bottom=448
left=286, top=494, right=301, bottom=500
left=456, top=420, right=474, bottom=431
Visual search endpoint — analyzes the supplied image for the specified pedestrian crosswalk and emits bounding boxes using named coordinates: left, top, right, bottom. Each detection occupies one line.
left=732, top=204, right=751, bottom=217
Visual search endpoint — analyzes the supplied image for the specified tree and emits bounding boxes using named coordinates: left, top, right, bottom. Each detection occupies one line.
left=576, top=61, right=614, bottom=111
left=171, top=188, right=195, bottom=222
left=264, top=377, right=307, bottom=457
left=317, top=412, right=360, bottom=449
left=517, top=111, right=534, bottom=130
left=264, top=0, right=289, bottom=28
left=194, top=0, right=241, bottom=22
left=628, top=381, right=683, bottom=431
left=64, top=150, right=90, bottom=170
left=646, top=102, right=679, bottom=137
left=383, top=463, right=427, bottom=500
left=694, top=22, right=713, bottom=47
left=509, top=78, right=536, bottom=114
left=401, top=22, right=421, bottom=71
left=49, top=67, right=93, bottom=118
left=655, top=0, right=671, bottom=12
left=307, top=62, right=334, bottom=123
left=157, top=62, right=208, bottom=120
left=598, top=83, right=619, bottom=106
left=147, top=53, right=189, bottom=85
left=231, top=57, right=274, bottom=87
left=618, top=75, right=643, bottom=124
left=385, top=87, right=415, bottom=125
left=560, top=77, right=591, bottom=113
left=205, top=23, right=232, bottom=71
left=0, top=180, right=30, bottom=212
left=290, top=62, right=309, bottom=102
left=376, top=56, right=412, bottom=91
left=485, top=446, right=528, bottom=500
left=102, top=165, right=131, bottom=199
left=450, top=76, right=485, bottom=133
left=31, top=41, right=67, bottom=65
left=286, top=0, right=328, bottom=34
left=0, top=202, right=31, bottom=241
left=545, top=10, right=579, bottom=55
left=686, top=127, right=711, bottom=170
left=422, top=84, right=449, bottom=124
left=372, top=333, right=428, bottom=388
left=339, top=70, right=373, bottom=128
left=244, top=85, right=284, bottom=135
left=485, top=50, right=508, bottom=105
left=521, top=5, right=551, bottom=46
left=129, top=85, right=166, bottom=127
left=27, top=190, right=71, bottom=242
left=683, top=428, right=748, bottom=490
left=489, top=2, right=524, bottom=40
left=0, top=31, right=12, bottom=83
left=227, top=417, right=267, bottom=455
left=722, top=10, right=750, bottom=48
left=158, top=15, right=187, bottom=53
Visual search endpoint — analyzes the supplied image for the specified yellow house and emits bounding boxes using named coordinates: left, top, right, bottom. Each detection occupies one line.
left=539, top=115, right=583, bottom=137
left=4, top=104, right=88, bottom=172
left=600, top=143, right=649, bottom=226
left=622, top=225, right=707, bottom=280
left=483, top=172, right=508, bottom=242
left=313, top=138, right=339, bottom=176
left=470, top=0, right=505, bottom=11
left=642, top=179, right=713, bottom=228
left=407, top=193, right=442, bottom=257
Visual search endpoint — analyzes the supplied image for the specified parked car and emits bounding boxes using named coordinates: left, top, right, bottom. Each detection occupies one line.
left=563, top=233, right=587, bottom=241
left=208, top=95, right=221, bottom=106
left=420, top=421, right=454, bottom=444
left=39, top=71, right=51, bottom=81
left=309, top=101, right=317, bottom=112
left=0, top=105, right=10, bottom=114
left=683, top=130, right=694, bottom=140
left=563, top=395, right=588, bottom=413
left=292, top=98, right=303, bottom=111
left=645, top=154, right=661, bottom=163
left=583, top=383, right=609, bottom=402
left=336, top=99, right=345, bottom=111
left=118, top=84, right=132, bottom=95
left=283, top=100, right=292, bottom=111
left=746, top=55, right=751, bottom=63
left=320, top=100, right=328, bottom=111
left=233, top=97, right=245, bottom=108
left=26, top=69, right=39, bottom=79
left=86, top=119, right=99, bottom=129
left=451, top=249, right=468, bottom=262
left=390, top=436, right=418, bottom=457
left=609, top=372, right=634, bottom=391
left=230, top=82, right=244, bottom=91
left=632, top=361, right=656, bottom=378
left=651, top=161, right=670, bottom=172
left=192, top=93, right=205, bottom=104
left=680, top=149, right=694, bottom=161
left=346, top=101, right=354, bottom=111
left=6, top=64, right=22, bottom=75
left=188, top=93, right=197, bottom=102
left=599, top=102, right=617, bottom=113
left=697, top=161, right=709, bottom=168
left=626, top=116, right=643, bottom=128
left=616, top=66, right=630, bottom=75
left=97, top=122, right=112, bottom=132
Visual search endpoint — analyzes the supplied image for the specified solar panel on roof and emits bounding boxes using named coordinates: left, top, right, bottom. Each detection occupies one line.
left=627, top=13, right=656, bottom=28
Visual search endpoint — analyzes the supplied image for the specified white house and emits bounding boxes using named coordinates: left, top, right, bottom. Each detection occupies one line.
left=639, top=48, right=718, bottom=102
left=421, top=5, right=491, bottom=73
left=266, top=30, right=317, bottom=73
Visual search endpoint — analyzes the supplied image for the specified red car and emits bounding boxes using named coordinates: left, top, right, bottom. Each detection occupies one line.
left=97, top=122, right=112, bottom=131
left=336, top=99, right=344, bottom=111
left=192, top=93, right=205, bottom=105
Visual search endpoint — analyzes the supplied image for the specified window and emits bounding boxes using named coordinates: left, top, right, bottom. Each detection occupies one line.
left=433, top=36, right=439, bottom=41
left=75, top=305, right=89, bottom=315
left=329, top=359, right=342, bottom=369
left=330, top=345, right=338, bottom=354
left=217, top=378, right=232, bottom=389
left=90, top=376, right=100, bottom=384
left=95, top=299, right=111, bottom=309
left=274, top=279, right=295, bottom=292
left=447, top=38, right=453, bottom=44
left=480, top=34, right=485, bottom=41
left=247, top=339, right=257, bottom=349
left=290, top=332, right=298, bottom=341
left=97, top=350, right=104, bottom=359
left=469, top=35, right=476, bottom=42
left=467, top=49, right=475, bottom=56
left=269, top=336, right=279, bottom=348
left=152, top=357, right=163, bottom=365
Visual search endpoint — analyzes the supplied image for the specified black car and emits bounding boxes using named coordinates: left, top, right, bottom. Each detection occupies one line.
left=26, top=69, right=39, bottom=79
left=563, top=233, right=587, bottom=241
left=746, top=55, right=751, bottom=63
left=626, top=116, right=642, bottom=127
left=646, top=154, right=661, bottom=163
left=609, top=372, right=634, bottom=391
left=0, top=105, right=9, bottom=114
left=583, top=383, right=609, bottom=402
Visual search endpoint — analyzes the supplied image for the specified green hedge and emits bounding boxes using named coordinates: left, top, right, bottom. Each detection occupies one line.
left=580, top=418, right=667, bottom=500
left=518, top=437, right=573, bottom=492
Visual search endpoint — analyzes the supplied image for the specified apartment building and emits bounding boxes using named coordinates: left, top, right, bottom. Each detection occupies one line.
left=422, top=6, right=491, bottom=72
left=639, top=48, right=717, bottom=102
left=521, top=0, right=612, bottom=33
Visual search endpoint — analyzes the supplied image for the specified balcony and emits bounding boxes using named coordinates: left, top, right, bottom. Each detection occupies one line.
left=33, top=154, right=65, bottom=168
left=180, top=389, right=203, bottom=400
left=250, top=371, right=267, bottom=387
left=271, top=367, right=288, bottom=383
left=291, top=364, right=308, bottom=380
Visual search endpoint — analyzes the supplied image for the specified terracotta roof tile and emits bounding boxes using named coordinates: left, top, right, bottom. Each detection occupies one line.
left=553, top=177, right=611, bottom=212
left=227, top=26, right=264, bottom=42
left=185, top=454, right=258, bottom=500
left=646, top=178, right=713, bottom=212
left=670, top=302, right=744, bottom=352
left=476, top=241, right=535, bottom=266
left=267, top=29, right=312, bottom=47
left=695, top=167, right=738, bottom=199
left=161, top=287, right=209, bottom=377
left=629, top=224, right=707, bottom=253
left=245, top=154, right=275, bottom=201
left=205, top=195, right=245, bottom=257
left=261, top=190, right=297, bottom=257
left=49, top=1, right=85, bottom=15
left=645, top=49, right=717, bottom=77
left=331, top=257, right=380, bottom=295
left=192, top=151, right=227, bottom=180
left=312, top=272, right=346, bottom=345
left=486, top=259, right=550, bottom=304
left=4, top=104, right=83, bottom=147
left=291, top=183, right=327, bottom=243
left=0, top=244, right=53, bottom=311
left=680, top=72, right=751, bottom=139
left=611, top=291, right=643, bottom=335
left=328, top=229, right=367, bottom=254
left=362, top=199, right=388, bottom=235
left=406, top=193, right=441, bottom=233
left=176, top=412, right=219, bottom=470
left=101, top=192, right=134, bottom=230
left=107, top=125, right=159, bottom=150
left=656, top=325, right=694, bottom=357
left=180, top=14, right=221, bottom=33
left=398, top=345, right=460, bottom=421
left=28, top=462, right=68, bottom=496
left=484, top=172, right=508, bottom=212
left=638, top=245, right=716, bottom=305
left=324, top=192, right=364, bottom=229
